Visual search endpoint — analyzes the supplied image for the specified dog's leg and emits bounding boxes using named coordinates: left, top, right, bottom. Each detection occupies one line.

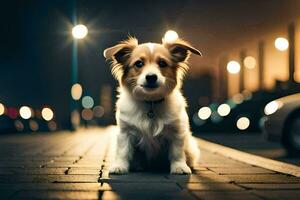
left=109, top=132, right=133, bottom=174
left=169, top=135, right=192, bottom=174
left=185, top=135, right=201, bottom=168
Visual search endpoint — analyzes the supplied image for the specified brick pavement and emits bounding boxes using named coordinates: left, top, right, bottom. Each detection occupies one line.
left=0, top=127, right=300, bottom=200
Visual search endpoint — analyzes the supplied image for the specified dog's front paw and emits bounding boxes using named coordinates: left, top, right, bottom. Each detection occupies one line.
left=170, top=161, right=192, bottom=174
left=109, top=164, right=129, bottom=174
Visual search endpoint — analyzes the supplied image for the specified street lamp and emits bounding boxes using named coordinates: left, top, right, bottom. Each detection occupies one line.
left=274, top=37, right=289, bottom=51
left=227, top=60, right=241, bottom=74
left=163, top=30, right=179, bottom=43
left=70, top=24, right=88, bottom=130
left=243, top=56, right=256, bottom=69
left=72, top=24, right=88, bottom=39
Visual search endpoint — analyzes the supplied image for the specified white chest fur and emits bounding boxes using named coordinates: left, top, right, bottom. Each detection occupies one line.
left=116, top=88, right=188, bottom=138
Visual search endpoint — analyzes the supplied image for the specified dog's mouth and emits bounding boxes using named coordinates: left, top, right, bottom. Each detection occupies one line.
left=142, top=83, right=159, bottom=90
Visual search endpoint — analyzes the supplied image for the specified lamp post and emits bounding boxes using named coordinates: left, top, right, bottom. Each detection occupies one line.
left=288, top=23, right=295, bottom=83
left=70, top=24, right=88, bottom=130
left=239, top=50, right=246, bottom=92
left=258, top=41, right=265, bottom=91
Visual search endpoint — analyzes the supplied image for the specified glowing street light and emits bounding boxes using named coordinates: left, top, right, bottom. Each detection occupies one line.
left=0, top=103, right=5, bottom=116
left=42, top=107, right=54, bottom=121
left=19, top=106, right=32, bottom=119
left=264, top=100, right=282, bottom=115
left=70, top=24, right=88, bottom=130
left=72, top=24, right=88, bottom=39
left=163, top=30, right=179, bottom=43
left=82, top=96, right=94, bottom=109
left=71, top=83, right=83, bottom=100
left=217, top=103, right=231, bottom=117
left=236, top=117, right=250, bottom=130
left=243, top=56, right=256, bottom=69
left=227, top=61, right=241, bottom=74
left=274, top=37, right=289, bottom=51
left=198, top=106, right=212, bottom=120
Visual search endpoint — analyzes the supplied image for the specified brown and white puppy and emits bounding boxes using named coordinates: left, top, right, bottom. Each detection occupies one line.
left=103, top=36, right=201, bottom=174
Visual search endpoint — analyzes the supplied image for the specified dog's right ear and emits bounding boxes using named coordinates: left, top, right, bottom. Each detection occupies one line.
left=103, top=37, right=138, bottom=65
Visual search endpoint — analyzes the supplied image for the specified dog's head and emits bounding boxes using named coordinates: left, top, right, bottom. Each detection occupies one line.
left=103, top=36, right=202, bottom=101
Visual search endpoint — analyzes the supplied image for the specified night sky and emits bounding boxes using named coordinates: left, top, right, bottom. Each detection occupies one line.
left=1, top=0, right=299, bottom=127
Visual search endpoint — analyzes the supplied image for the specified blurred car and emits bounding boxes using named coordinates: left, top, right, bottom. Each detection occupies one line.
left=263, top=93, right=300, bottom=155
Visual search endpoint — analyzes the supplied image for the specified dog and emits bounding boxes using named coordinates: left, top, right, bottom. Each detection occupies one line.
left=103, top=35, right=202, bottom=174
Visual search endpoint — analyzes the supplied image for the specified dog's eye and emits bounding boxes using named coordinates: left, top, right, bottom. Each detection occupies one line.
left=158, top=60, right=168, bottom=68
left=134, top=60, right=144, bottom=68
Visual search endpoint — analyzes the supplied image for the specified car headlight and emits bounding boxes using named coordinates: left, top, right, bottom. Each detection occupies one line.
left=264, top=100, right=282, bottom=115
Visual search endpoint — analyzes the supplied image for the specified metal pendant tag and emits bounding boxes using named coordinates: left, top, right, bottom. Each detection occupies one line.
left=147, top=110, right=155, bottom=118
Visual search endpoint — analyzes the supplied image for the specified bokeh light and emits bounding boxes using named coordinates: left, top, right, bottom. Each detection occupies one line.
left=198, top=106, right=212, bottom=120
left=29, top=120, right=39, bottom=131
left=232, top=93, right=244, bottom=104
left=48, top=121, right=57, bottom=131
left=193, top=113, right=206, bottom=126
left=7, top=108, right=18, bottom=119
left=41, top=107, right=54, bottom=121
left=211, top=112, right=223, bottom=123
left=243, top=56, right=256, bottom=69
left=274, top=37, right=289, bottom=51
left=19, top=106, right=32, bottom=119
left=217, top=104, right=231, bottom=116
left=0, top=103, right=5, bottom=116
left=163, top=30, right=179, bottom=43
left=81, top=108, right=93, bottom=120
left=227, top=61, right=241, bottom=74
left=14, top=120, right=24, bottom=131
left=242, top=90, right=252, bottom=100
left=82, top=96, right=94, bottom=109
left=236, top=117, right=250, bottom=130
left=71, top=110, right=81, bottom=128
left=72, top=24, right=88, bottom=39
left=71, top=83, right=83, bottom=100
left=93, top=106, right=105, bottom=118
left=264, top=100, right=282, bottom=115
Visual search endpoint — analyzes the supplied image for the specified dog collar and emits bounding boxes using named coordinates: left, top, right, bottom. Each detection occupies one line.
left=144, top=98, right=165, bottom=119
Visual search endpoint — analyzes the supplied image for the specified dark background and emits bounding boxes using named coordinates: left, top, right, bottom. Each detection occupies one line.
left=1, top=0, right=300, bottom=129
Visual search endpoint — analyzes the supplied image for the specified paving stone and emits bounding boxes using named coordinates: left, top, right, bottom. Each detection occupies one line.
left=192, top=166, right=208, bottom=171
left=0, top=183, right=107, bottom=190
left=0, top=175, right=99, bottom=183
left=7, top=168, right=67, bottom=175
left=0, top=189, right=16, bottom=199
left=253, top=190, right=300, bottom=200
left=194, top=170, right=218, bottom=175
left=104, top=182, right=181, bottom=192
left=12, top=191, right=101, bottom=200
left=209, top=167, right=275, bottom=175
left=53, top=157, right=80, bottom=162
left=192, top=191, right=263, bottom=200
left=1, top=129, right=300, bottom=200
left=99, top=190, right=197, bottom=200
left=180, top=183, right=243, bottom=190
left=239, top=183, right=300, bottom=190
left=200, top=162, right=250, bottom=168
left=0, top=168, right=14, bottom=175
left=103, top=173, right=170, bottom=183
left=0, top=162, right=45, bottom=168
left=44, top=163, right=102, bottom=168
left=225, top=174, right=300, bottom=183
left=67, top=169, right=100, bottom=175
left=167, top=174, right=231, bottom=183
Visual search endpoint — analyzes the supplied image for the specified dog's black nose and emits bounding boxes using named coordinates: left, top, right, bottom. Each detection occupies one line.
left=146, top=74, right=157, bottom=84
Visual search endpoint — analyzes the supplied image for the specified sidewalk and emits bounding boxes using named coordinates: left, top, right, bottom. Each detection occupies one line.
left=0, top=127, right=300, bottom=200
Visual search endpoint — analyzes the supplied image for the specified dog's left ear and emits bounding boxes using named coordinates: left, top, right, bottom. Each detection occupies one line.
left=163, top=39, right=202, bottom=62
left=103, top=37, right=138, bottom=64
